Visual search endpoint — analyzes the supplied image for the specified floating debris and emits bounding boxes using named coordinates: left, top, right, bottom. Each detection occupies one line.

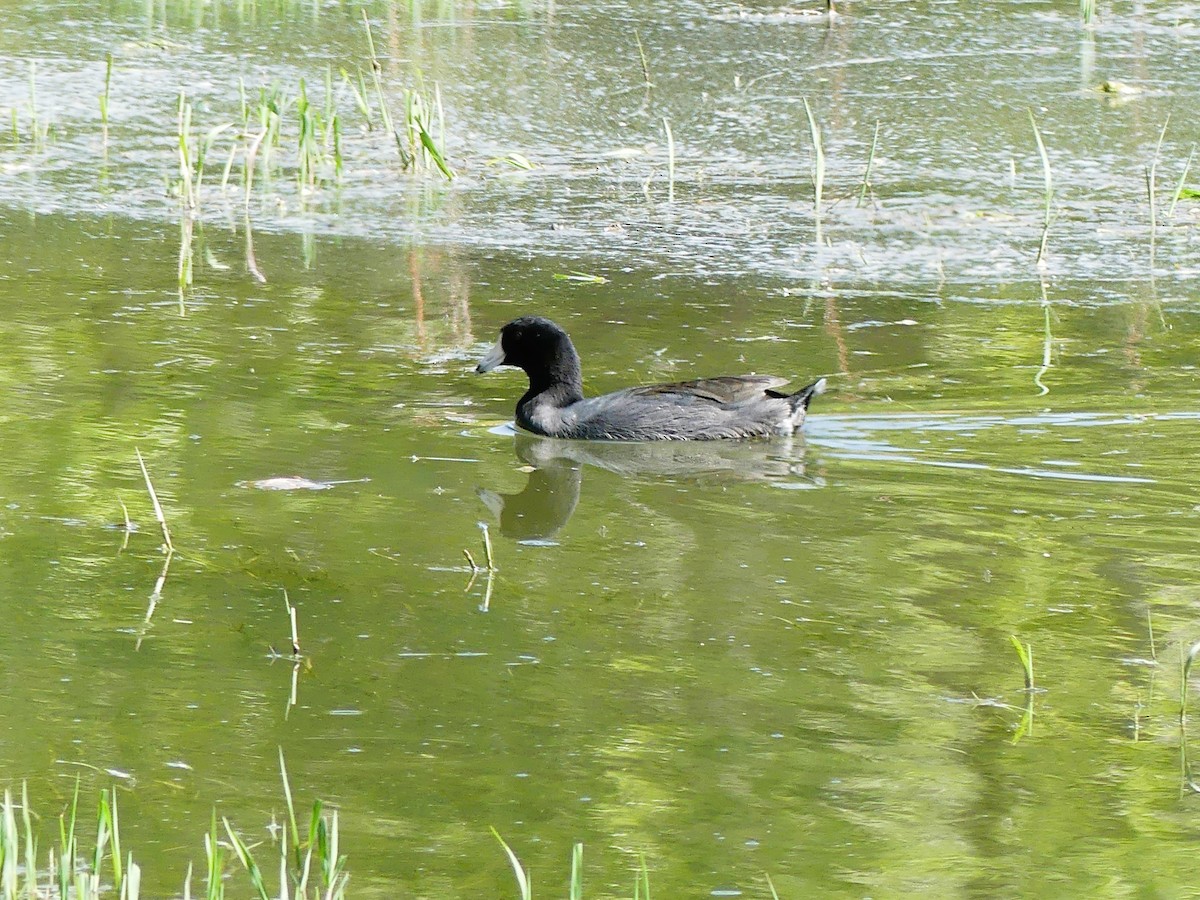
left=240, top=476, right=370, bottom=491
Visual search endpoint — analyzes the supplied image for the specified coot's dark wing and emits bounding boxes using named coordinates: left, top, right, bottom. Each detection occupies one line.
left=624, top=375, right=790, bottom=405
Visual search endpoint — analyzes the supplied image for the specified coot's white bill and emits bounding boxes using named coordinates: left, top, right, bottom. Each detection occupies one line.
left=475, top=338, right=506, bottom=373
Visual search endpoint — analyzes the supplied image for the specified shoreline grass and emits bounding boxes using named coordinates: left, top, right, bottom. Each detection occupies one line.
left=0, top=756, right=347, bottom=900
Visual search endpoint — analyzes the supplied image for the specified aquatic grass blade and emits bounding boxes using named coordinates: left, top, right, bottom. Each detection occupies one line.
left=205, top=811, right=224, bottom=900
left=279, top=748, right=300, bottom=855
left=857, top=120, right=880, bottom=207
left=278, top=828, right=289, bottom=900
left=802, top=98, right=824, bottom=241
left=417, top=124, right=455, bottom=180
left=637, top=853, right=651, bottom=900
left=1168, top=144, right=1195, bottom=219
left=177, top=91, right=196, bottom=209
left=1181, top=640, right=1200, bottom=722
left=569, top=842, right=583, bottom=900
left=21, top=782, right=35, bottom=900
left=1010, top=635, right=1034, bottom=692
left=362, top=11, right=409, bottom=169
left=222, top=819, right=270, bottom=900
left=490, top=829, right=530, bottom=900
left=662, top=117, right=675, bottom=202
left=1034, top=280, right=1052, bottom=396
left=99, top=52, right=113, bottom=144
left=1146, top=116, right=1170, bottom=235
left=1029, top=110, right=1053, bottom=265
left=93, top=791, right=112, bottom=887
left=57, top=778, right=80, bottom=900
left=124, top=857, right=140, bottom=900
left=634, top=29, right=653, bottom=88
left=109, top=789, right=122, bottom=889
left=1, top=789, right=16, bottom=898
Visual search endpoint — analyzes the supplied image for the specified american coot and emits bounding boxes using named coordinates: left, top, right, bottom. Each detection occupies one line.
left=475, top=316, right=826, bottom=441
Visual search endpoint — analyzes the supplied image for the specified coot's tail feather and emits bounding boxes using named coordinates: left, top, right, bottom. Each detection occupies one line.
left=784, top=377, right=826, bottom=413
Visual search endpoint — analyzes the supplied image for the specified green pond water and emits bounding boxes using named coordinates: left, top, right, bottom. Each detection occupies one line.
left=3, top=1, right=1200, bottom=897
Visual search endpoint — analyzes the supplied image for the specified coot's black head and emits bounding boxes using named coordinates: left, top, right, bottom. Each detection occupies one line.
left=475, top=316, right=577, bottom=377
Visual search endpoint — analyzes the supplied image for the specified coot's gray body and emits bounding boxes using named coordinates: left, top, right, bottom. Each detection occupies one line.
left=476, top=316, right=825, bottom=441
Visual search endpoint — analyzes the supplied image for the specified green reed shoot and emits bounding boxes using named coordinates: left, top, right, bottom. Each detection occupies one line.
left=1168, top=144, right=1195, bottom=219
left=341, top=67, right=373, bottom=127
left=405, top=84, right=455, bottom=179
left=126, top=859, right=141, bottom=898
left=278, top=749, right=349, bottom=897
left=57, top=778, right=81, bottom=900
left=362, top=11, right=409, bottom=168
left=204, top=811, right=224, bottom=900
left=361, top=13, right=452, bottom=179
left=634, top=29, right=653, bottom=89
left=195, top=123, right=233, bottom=200
left=803, top=97, right=824, bottom=241
left=323, top=64, right=335, bottom=129
left=635, top=853, right=651, bottom=900
left=135, top=447, right=174, bottom=551
left=177, top=91, right=196, bottom=208
left=1029, top=110, right=1052, bottom=265
left=766, top=872, right=781, bottom=900
left=279, top=747, right=300, bottom=859
left=106, top=789, right=123, bottom=890
left=1181, top=640, right=1200, bottom=723
left=1010, top=635, right=1034, bottom=692
left=1, top=789, right=18, bottom=897
left=99, top=52, right=113, bottom=143
left=1146, top=115, right=1170, bottom=234
left=434, top=83, right=448, bottom=165
left=323, top=67, right=343, bottom=181
left=297, top=78, right=317, bottom=188
left=1034, top=276, right=1052, bottom=396
left=222, top=820, right=270, bottom=900
left=28, top=61, right=38, bottom=149
left=662, top=117, right=675, bottom=202
left=858, top=119, right=880, bottom=207
left=332, top=114, right=343, bottom=178
left=27, top=60, right=51, bottom=151
left=0, top=779, right=139, bottom=900
left=219, top=140, right=239, bottom=194
left=491, top=829, right=531, bottom=900
left=569, top=843, right=583, bottom=900
left=1080, top=0, right=1096, bottom=24
left=243, top=126, right=267, bottom=204
left=178, top=215, right=193, bottom=316
left=258, top=85, right=286, bottom=176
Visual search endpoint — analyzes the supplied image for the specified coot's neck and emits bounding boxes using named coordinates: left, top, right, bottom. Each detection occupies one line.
left=520, top=338, right=584, bottom=406
left=516, top=335, right=584, bottom=433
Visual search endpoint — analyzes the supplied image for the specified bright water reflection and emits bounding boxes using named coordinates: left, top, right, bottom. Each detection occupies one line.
left=0, top=0, right=1198, bottom=284
left=1, top=207, right=1198, bottom=895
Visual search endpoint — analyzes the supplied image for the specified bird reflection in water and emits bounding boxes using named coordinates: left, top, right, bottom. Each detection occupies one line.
left=478, top=430, right=821, bottom=542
